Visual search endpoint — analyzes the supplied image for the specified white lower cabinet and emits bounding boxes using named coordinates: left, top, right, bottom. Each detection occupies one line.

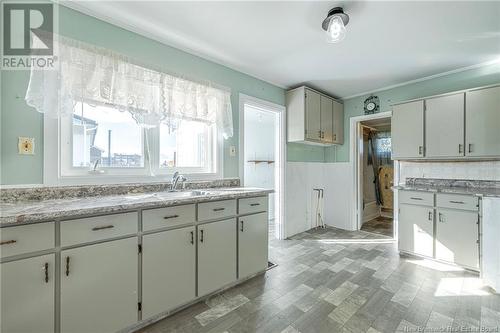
left=238, top=212, right=268, bottom=279
left=60, top=237, right=138, bottom=333
left=398, top=204, right=434, bottom=257
left=435, top=208, right=479, bottom=268
left=142, top=226, right=196, bottom=319
left=1, top=254, right=55, bottom=333
left=197, top=218, right=237, bottom=297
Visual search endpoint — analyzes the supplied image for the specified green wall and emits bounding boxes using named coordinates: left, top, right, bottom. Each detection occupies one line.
left=325, top=62, right=500, bottom=163
left=1, top=5, right=289, bottom=185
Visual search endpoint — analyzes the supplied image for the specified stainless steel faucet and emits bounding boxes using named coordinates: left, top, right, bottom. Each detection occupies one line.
left=170, top=172, right=187, bottom=191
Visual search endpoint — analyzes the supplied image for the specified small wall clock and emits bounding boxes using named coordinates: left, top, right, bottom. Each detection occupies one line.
left=364, top=95, right=380, bottom=114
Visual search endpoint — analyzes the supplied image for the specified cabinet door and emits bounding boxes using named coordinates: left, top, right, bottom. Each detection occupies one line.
left=238, top=212, right=268, bottom=279
left=142, top=226, right=196, bottom=319
left=332, top=100, right=344, bottom=144
left=398, top=204, right=434, bottom=257
left=466, top=86, right=500, bottom=157
left=392, top=100, right=424, bottom=159
left=305, top=89, right=321, bottom=141
left=197, top=218, right=237, bottom=297
left=320, top=95, right=333, bottom=143
left=425, top=93, right=465, bottom=157
left=1, top=254, right=55, bottom=333
left=436, top=208, right=479, bottom=268
left=61, top=238, right=138, bottom=333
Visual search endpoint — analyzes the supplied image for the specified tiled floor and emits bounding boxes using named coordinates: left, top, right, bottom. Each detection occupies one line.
left=360, top=216, right=393, bottom=237
left=138, top=227, right=500, bottom=333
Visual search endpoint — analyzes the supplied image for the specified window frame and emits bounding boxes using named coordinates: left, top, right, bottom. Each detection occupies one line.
left=44, top=104, right=223, bottom=185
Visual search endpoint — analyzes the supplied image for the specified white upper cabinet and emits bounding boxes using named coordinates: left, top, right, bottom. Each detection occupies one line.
left=286, top=86, right=344, bottom=145
left=320, top=95, right=334, bottom=143
left=425, top=93, right=465, bottom=158
left=466, top=86, right=500, bottom=157
left=392, top=100, right=424, bottom=159
left=392, top=84, right=500, bottom=160
left=332, top=99, right=344, bottom=144
left=305, top=89, right=321, bottom=141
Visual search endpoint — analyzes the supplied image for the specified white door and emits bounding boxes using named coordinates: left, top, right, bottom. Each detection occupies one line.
left=425, top=93, right=465, bottom=157
left=238, top=212, right=268, bottom=279
left=305, top=89, right=321, bottom=141
left=142, top=226, right=196, bottom=319
left=392, top=100, right=425, bottom=159
left=398, top=204, right=434, bottom=257
left=61, top=237, right=138, bottom=333
left=197, top=219, right=237, bottom=296
left=436, top=208, right=479, bottom=268
left=1, top=254, right=55, bottom=333
left=320, top=95, right=333, bottom=143
left=466, top=86, right=500, bottom=157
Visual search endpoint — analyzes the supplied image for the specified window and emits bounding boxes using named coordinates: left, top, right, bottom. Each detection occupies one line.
left=54, top=100, right=220, bottom=182
left=72, top=102, right=144, bottom=168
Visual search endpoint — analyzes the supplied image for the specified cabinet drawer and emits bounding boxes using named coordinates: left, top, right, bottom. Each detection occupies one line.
left=60, top=212, right=138, bottom=247
left=198, top=200, right=236, bottom=222
left=238, top=196, right=268, bottom=215
left=0, top=222, right=55, bottom=258
left=436, top=193, right=478, bottom=211
left=399, top=190, right=434, bottom=206
left=143, top=204, right=195, bottom=232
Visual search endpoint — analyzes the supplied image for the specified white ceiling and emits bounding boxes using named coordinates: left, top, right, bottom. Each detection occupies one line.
left=67, top=1, right=500, bottom=98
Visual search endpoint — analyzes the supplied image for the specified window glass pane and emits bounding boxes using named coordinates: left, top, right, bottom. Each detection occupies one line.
left=72, top=102, right=143, bottom=168
left=159, top=120, right=212, bottom=169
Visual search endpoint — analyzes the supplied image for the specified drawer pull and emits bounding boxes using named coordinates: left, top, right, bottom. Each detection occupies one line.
left=200, top=229, right=204, bottom=243
left=410, top=197, right=423, bottom=201
left=163, top=214, right=179, bottom=220
left=44, top=263, right=49, bottom=283
left=213, top=208, right=225, bottom=212
left=240, top=221, right=244, bottom=232
left=190, top=231, right=194, bottom=245
left=0, top=239, right=17, bottom=246
left=91, top=225, right=114, bottom=231
left=65, top=256, right=70, bottom=277
left=250, top=203, right=260, bottom=207
left=449, top=201, right=465, bottom=204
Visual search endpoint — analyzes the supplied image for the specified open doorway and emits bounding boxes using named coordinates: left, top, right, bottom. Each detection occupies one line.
left=239, top=94, right=286, bottom=240
left=351, top=111, right=396, bottom=239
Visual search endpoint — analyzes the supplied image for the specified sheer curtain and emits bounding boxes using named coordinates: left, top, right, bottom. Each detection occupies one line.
left=25, top=34, right=233, bottom=138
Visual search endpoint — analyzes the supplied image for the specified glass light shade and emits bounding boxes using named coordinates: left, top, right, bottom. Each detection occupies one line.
left=326, top=15, right=346, bottom=43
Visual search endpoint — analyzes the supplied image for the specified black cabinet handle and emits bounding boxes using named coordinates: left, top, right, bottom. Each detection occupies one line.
left=250, top=203, right=260, bottom=207
left=163, top=215, right=179, bottom=219
left=449, top=201, right=465, bottom=204
left=428, top=211, right=433, bottom=221
left=200, top=230, right=204, bottom=243
left=92, top=225, right=114, bottom=231
left=240, top=221, right=244, bottom=232
left=65, top=256, right=70, bottom=277
left=0, top=239, right=17, bottom=246
left=410, top=197, right=423, bottom=201
left=190, top=231, right=194, bottom=244
left=44, top=263, right=49, bottom=283
left=213, top=208, right=225, bottom=212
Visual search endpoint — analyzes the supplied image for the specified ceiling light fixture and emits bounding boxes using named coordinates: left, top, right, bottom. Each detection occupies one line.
left=322, top=7, right=349, bottom=43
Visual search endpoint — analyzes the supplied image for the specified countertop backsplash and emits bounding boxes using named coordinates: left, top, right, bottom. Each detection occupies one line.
left=0, top=178, right=240, bottom=203
left=399, top=161, right=500, bottom=183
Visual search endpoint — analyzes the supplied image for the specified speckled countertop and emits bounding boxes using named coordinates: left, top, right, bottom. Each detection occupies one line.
left=0, top=187, right=273, bottom=226
left=393, top=178, right=500, bottom=198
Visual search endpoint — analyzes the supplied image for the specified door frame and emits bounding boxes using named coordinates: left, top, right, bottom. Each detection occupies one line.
left=349, top=111, right=399, bottom=239
left=239, top=94, right=287, bottom=240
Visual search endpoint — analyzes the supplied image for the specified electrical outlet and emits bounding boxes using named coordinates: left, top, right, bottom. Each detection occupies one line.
left=18, top=137, right=35, bottom=155
left=229, top=146, right=236, bottom=157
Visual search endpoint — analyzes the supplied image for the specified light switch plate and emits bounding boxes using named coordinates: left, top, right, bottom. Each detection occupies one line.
left=18, top=137, right=35, bottom=155
left=229, top=146, right=236, bottom=157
